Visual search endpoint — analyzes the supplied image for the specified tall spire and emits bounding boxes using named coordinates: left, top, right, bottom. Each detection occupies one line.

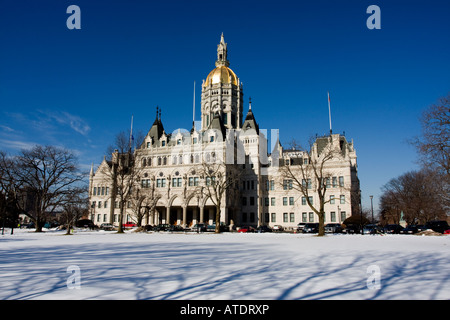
left=215, top=32, right=229, bottom=67
left=193, top=80, right=196, bottom=124
left=129, top=114, right=134, bottom=153
left=90, top=162, right=94, bottom=178
left=328, top=91, right=332, bottom=135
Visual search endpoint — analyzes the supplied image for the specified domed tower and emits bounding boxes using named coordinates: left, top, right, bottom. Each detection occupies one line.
left=201, top=33, right=244, bottom=131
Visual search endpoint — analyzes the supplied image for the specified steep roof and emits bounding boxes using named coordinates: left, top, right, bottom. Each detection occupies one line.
left=208, top=112, right=226, bottom=139
left=241, top=99, right=259, bottom=134
left=147, top=107, right=165, bottom=147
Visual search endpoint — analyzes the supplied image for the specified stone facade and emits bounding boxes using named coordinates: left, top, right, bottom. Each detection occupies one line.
left=89, top=34, right=361, bottom=230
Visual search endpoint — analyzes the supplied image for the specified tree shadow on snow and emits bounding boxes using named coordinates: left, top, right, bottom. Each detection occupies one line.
left=1, top=239, right=449, bottom=300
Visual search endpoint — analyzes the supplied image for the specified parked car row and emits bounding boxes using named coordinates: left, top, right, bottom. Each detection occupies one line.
left=238, top=225, right=274, bottom=233
left=30, top=218, right=449, bottom=235
left=297, top=223, right=344, bottom=234
left=295, top=220, right=450, bottom=235
left=143, top=222, right=231, bottom=233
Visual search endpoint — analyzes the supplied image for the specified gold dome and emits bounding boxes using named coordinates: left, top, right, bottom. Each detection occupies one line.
left=204, top=66, right=238, bottom=87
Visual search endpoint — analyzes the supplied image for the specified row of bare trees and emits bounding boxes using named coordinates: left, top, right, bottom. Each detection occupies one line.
left=99, top=130, right=241, bottom=234
left=380, top=94, right=449, bottom=224
left=100, top=127, right=357, bottom=236
left=280, top=138, right=358, bottom=236
left=0, top=145, right=87, bottom=233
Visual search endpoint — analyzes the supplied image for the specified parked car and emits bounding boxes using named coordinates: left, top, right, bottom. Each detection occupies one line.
left=422, top=221, right=450, bottom=234
left=325, top=223, right=343, bottom=233
left=169, top=224, right=185, bottom=232
left=44, top=221, right=60, bottom=229
left=399, top=225, right=419, bottom=234
left=190, top=223, right=206, bottom=232
left=257, top=225, right=273, bottom=233
left=122, top=222, right=137, bottom=229
left=302, top=223, right=319, bottom=233
left=416, top=225, right=426, bottom=232
left=144, top=225, right=155, bottom=231
left=238, top=226, right=256, bottom=233
left=342, top=224, right=360, bottom=234
left=75, top=219, right=96, bottom=229
left=384, top=224, right=404, bottom=234
left=154, top=224, right=171, bottom=231
left=363, top=224, right=384, bottom=235
left=100, top=223, right=115, bottom=231
left=208, top=222, right=229, bottom=232
left=272, top=225, right=284, bottom=232
left=296, top=223, right=306, bottom=232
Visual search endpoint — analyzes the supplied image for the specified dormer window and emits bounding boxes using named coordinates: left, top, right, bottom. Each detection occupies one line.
left=161, top=140, right=166, bottom=147
left=210, top=136, right=214, bottom=142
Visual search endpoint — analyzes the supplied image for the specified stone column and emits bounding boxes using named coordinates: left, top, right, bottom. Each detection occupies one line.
left=166, top=206, right=170, bottom=224
left=199, top=206, right=204, bottom=224
left=150, top=208, right=155, bottom=225
left=182, top=206, right=187, bottom=227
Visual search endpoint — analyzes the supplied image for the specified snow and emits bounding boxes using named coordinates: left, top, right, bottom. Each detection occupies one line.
left=1, top=229, right=449, bottom=300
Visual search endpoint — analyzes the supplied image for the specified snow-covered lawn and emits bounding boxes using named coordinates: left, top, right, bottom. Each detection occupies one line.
left=1, top=229, right=449, bottom=300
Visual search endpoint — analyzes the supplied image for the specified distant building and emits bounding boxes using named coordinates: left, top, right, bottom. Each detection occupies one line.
left=89, top=34, right=361, bottom=229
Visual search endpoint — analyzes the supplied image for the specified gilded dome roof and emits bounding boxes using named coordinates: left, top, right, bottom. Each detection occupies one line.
left=204, top=66, right=238, bottom=87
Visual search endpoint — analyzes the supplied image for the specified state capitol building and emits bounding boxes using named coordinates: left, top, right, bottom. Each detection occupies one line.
left=89, top=34, right=361, bottom=230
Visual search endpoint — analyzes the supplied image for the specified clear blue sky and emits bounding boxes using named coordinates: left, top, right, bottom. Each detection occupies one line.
left=1, top=0, right=449, bottom=213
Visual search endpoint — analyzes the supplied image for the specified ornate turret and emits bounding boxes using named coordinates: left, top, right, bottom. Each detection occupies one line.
left=201, top=34, right=243, bottom=131
left=216, top=33, right=229, bottom=67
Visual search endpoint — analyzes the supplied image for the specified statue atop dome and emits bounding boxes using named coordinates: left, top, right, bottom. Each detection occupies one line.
left=215, top=33, right=230, bottom=68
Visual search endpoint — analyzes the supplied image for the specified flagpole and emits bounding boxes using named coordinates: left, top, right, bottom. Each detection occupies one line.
left=129, top=114, right=134, bottom=152
left=193, top=81, right=196, bottom=125
left=328, top=91, right=332, bottom=135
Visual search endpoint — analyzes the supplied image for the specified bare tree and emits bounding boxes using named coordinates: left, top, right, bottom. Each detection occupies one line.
left=280, top=137, right=347, bottom=236
left=100, top=131, right=143, bottom=233
left=1, top=145, right=85, bottom=232
left=415, top=94, right=450, bottom=176
left=0, top=151, right=22, bottom=234
left=195, top=160, right=241, bottom=233
left=413, top=94, right=450, bottom=212
left=380, top=168, right=446, bottom=225
left=129, top=173, right=161, bottom=227
left=61, top=186, right=89, bottom=235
